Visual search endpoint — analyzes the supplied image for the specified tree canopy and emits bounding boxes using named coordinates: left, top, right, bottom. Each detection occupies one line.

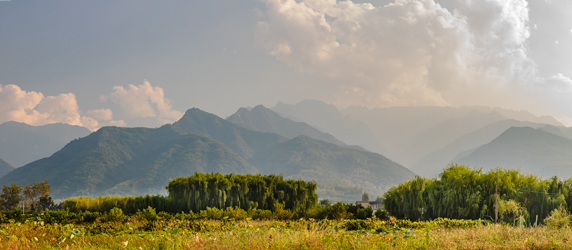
left=383, top=164, right=572, bottom=222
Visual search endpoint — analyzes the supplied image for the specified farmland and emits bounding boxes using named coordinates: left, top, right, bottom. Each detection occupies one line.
left=0, top=214, right=570, bottom=249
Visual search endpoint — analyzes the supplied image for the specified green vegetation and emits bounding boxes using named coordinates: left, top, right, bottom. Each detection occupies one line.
left=0, top=181, right=54, bottom=212
left=167, top=173, right=317, bottom=212
left=0, top=127, right=257, bottom=198
left=0, top=108, right=413, bottom=200
left=0, top=212, right=570, bottom=249
left=251, top=135, right=414, bottom=198
left=384, top=164, right=572, bottom=223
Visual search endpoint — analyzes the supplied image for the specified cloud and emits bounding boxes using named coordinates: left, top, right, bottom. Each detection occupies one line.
left=0, top=84, right=120, bottom=131
left=545, top=73, right=572, bottom=92
left=105, top=80, right=183, bottom=123
left=256, top=0, right=564, bottom=112
left=87, top=109, right=113, bottom=121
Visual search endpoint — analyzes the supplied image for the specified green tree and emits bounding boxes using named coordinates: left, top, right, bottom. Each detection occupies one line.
left=23, top=180, right=51, bottom=212
left=362, top=192, right=369, bottom=202
left=1, top=183, right=22, bottom=210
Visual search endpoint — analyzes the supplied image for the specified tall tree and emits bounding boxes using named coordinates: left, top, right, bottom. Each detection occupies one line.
left=23, top=181, right=51, bottom=212
left=1, top=183, right=22, bottom=210
left=362, top=192, right=370, bottom=202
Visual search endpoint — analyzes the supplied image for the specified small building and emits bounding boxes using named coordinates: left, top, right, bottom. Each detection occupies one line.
left=355, top=200, right=383, bottom=210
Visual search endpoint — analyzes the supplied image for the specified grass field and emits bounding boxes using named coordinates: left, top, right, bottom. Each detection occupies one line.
left=0, top=216, right=570, bottom=249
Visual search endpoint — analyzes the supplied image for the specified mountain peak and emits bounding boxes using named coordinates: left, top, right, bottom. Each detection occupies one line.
left=0, top=158, right=14, bottom=179
left=226, top=105, right=347, bottom=146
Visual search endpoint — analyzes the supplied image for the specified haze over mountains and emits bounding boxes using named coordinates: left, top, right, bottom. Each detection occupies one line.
left=0, top=158, right=14, bottom=179
left=270, top=100, right=570, bottom=178
left=457, top=127, right=572, bottom=178
left=0, top=122, right=91, bottom=168
left=0, top=108, right=413, bottom=200
left=226, top=105, right=365, bottom=151
left=1, top=99, right=571, bottom=200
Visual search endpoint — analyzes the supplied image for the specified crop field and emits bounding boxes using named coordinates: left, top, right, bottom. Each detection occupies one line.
left=0, top=215, right=571, bottom=249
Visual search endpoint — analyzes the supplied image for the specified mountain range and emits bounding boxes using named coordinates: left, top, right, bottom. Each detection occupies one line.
left=0, top=121, right=91, bottom=167
left=226, top=105, right=365, bottom=151
left=456, top=127, right=572, bottom=178
left=410, top=119, right=547, bottom=177
left=2, top=99, right=571, bottom=199
left=0, top=108, right=414, bottom=199
left=0, top=158, right=14, bottom=179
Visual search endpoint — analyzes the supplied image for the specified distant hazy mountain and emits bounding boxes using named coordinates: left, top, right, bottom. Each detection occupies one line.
left=456, top=127, right=572, bottom=178
left=0, top=158, right=14, bottom=179
left=171, top=108, right=288, bottom=160
left=272, top=100, right=383, bottom=153
left=250, top=135, right=413, bottom=196
left=0, top=121, right=91, bottom=167
left=406, top=111, right=506, bottom=165
left=341, top=105, right=563, bottom=167
left=0, top=108, right=413, bottom=199
left=227, top=105, right=365, bottom=151
left=411, top=120, right=546, bottom=177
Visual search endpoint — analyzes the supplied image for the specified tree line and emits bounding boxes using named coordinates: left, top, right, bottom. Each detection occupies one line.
left=167, top=172, right=318, bottom=212
left=0, top=181, right=55, bottom=212
left=63, top=173, right=319, bottom=214
left=383, top=164, right=572, bottom=223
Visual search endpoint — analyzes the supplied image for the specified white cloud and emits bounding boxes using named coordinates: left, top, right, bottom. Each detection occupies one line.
left=256, top=0, right=560, bottom=111
left=87, top=109, right=113, bottom=121
left=545, top=73, right=572, bottom=92
left=105, top=80, right=183, bottom=123
left=0, top=84, right=118, bottom=131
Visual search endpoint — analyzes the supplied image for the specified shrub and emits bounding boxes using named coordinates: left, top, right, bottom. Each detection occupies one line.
left=101, top=207, right=126, bottom=223
left=273, top=203, right=293, bottom=220
left=375, top=208, right=389, bottom=221
left=544, top=205, right=571, bottom=229
left=248, top=209, right=273, bottom=220
left=158, top=211, right=173, bottom=220
left=204, top=207, right=224, bottom=220
left=142, top=206, right=158, bottom=222
left=224, top=207, right=248, bottom=220
left=317, top=202, right=352, bottom=219
left=80, top=211, right=100, bottom=223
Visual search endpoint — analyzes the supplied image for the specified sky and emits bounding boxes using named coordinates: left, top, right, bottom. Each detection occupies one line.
left=0, top=0, right=571, bottom=130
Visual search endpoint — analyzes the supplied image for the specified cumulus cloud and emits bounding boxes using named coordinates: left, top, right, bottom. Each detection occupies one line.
left=87, top=109, right=114, bottom=121
left=0, top=84, right=121, bottom=131
left=256, top=0, right=566, bottom=112
left=105, top=80, right=183, bottom=123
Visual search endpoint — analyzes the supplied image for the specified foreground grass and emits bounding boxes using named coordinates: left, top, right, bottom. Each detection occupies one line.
left=0, top=219, right=571, bottom=249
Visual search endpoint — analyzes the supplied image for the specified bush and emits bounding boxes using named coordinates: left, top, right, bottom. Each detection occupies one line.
left=204, top=207, right=224, bottom=220
left=158, top=211, right=173, bottom=220
left=101, top=207, right=126, bottom=223
left=248, top=209, right=273, bottom=220
left=544, top=205, right=571, bottom=229
left=375, top=208, right=389, bottom=221
left=142, top=206, right=158, bottom=222
left=224, top=207, right=248, bottom=220
left=273, top=203, right=293, bottom=220
left=80, top=211, right=100, bottom=223
left=317, top=202, right=352, bottom=219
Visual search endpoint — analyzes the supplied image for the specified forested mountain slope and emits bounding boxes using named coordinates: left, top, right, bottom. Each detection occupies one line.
left=0, top=125, right=256, bottom=198
left=0, top=108, right=414, bottom=200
